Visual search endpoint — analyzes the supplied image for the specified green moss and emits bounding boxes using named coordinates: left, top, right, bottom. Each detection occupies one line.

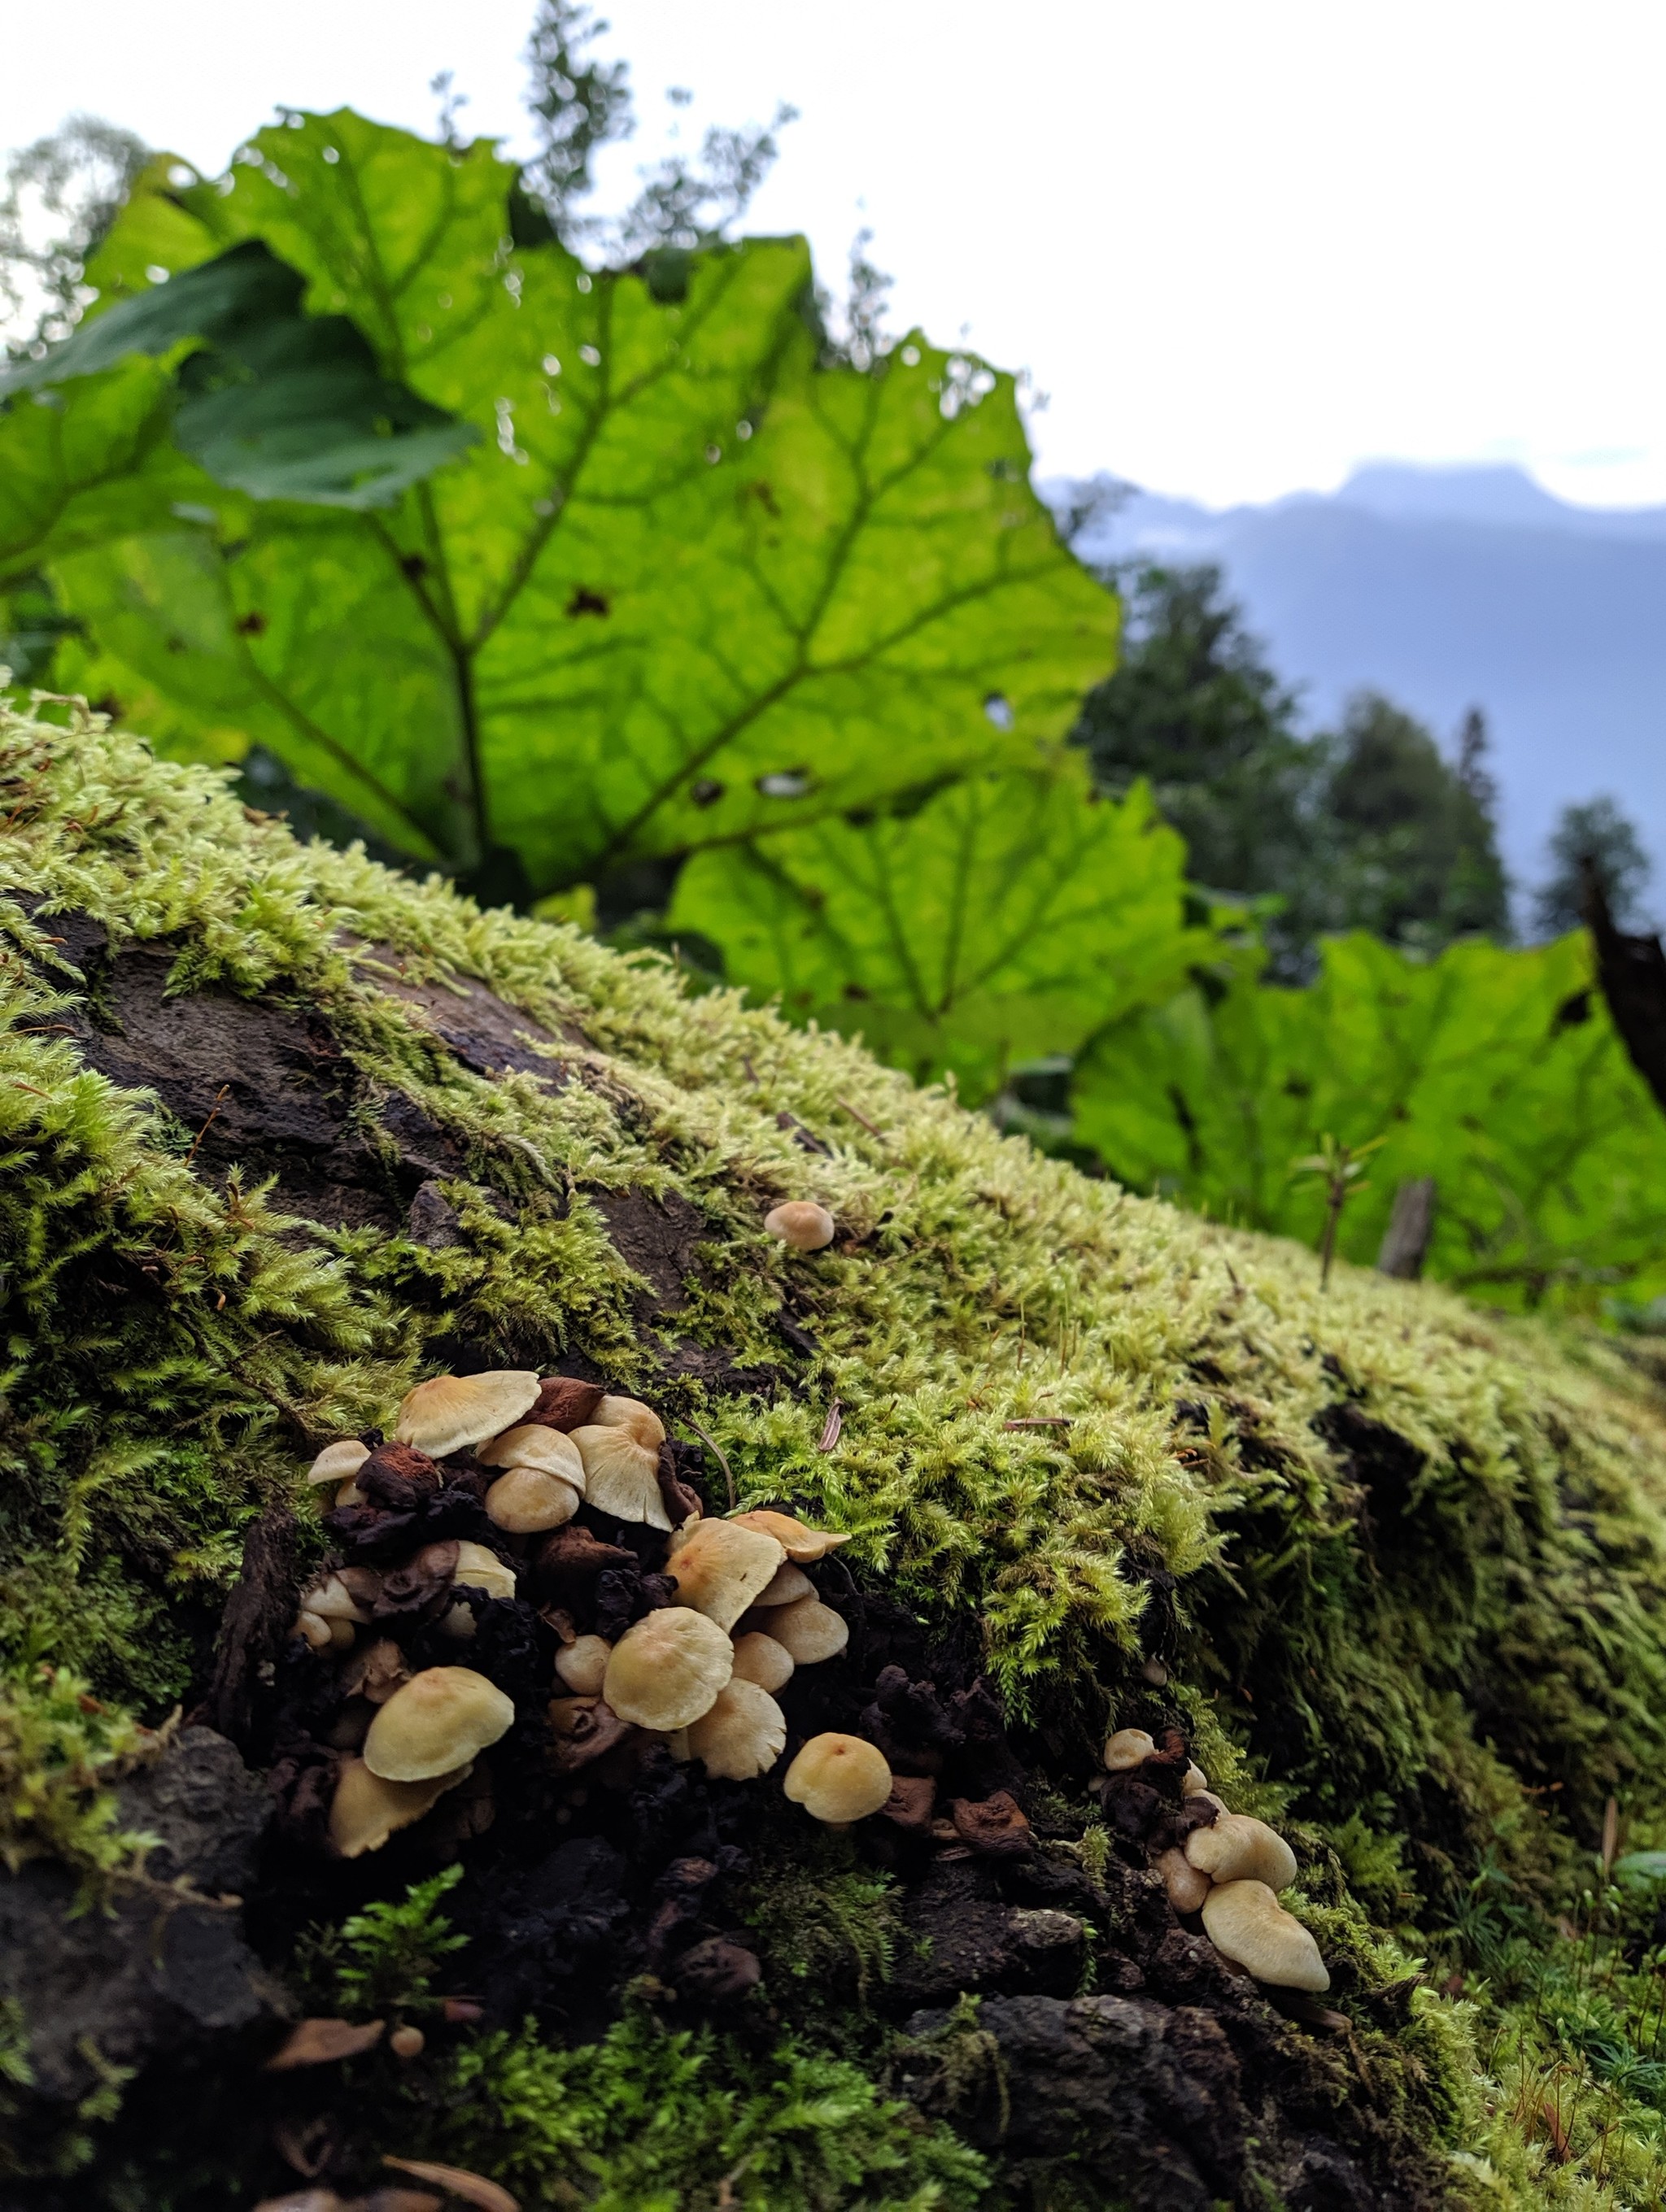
left=8, top=692, right=1666, bottom=2197
left=0, top=1663, right=154, bottom=1892
left=426, top=2008, right=988, bottom=2210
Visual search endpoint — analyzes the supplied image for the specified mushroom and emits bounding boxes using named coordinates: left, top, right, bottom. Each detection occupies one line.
left=665, top=1518, right=785, bottom=1631
left=570, top=1425, right=669, bottom=1530
left=1184, top=1813, right=1297, bottom=1892
left=1103, top=1728, right=1156, bottom=1772
left=783, top=1732, right=892, bottom=1824
left=485, top=1467, right=582, bottom=1533
left=1156, top=1845, right=1212, bottom=1914
left=554, top=1635, right=612, bottom=1696
left=477, top=1424, right=586, bottom=1487
left=389, top=2025, right=426, bottom=2060
left=1202, top=1879, right=1329, bottom=1992
left=603, top=1607, right=733, bottom=1730
left=547, top=1695, right=634, bottom=1773
left=591, top=1394, right=666, bottom=1451
left=300, top=1573, right=373, bottom=1624
left=523, top=1374, right=607, bottom=1431
left=341, top=1639, right=411, bottom=1706
left=451, top=1542, right=517, bottom=1601
left=685, top=1679, right=787, bottom=1780
left=729, top=1631, right=794, bottom=1693
left=749, top=1562, right=814, bottom=1608
left=729, top=1509, right=851, bottom=1563
left=1183, top=1763, right=1210, bottom=1796
left=756, top=1593, right=848, bottom=1664
left=328, top=1755, right=473, bottom=1858
left=294, top=1610, right=334, bottom=1652
left=307, top=1439, right=370, bottom=1487
left=394, top=1369, right=541, bottom=1457
left=764, top=1201, right=836, bottom=1251
left=363, top=1667, right=515, bottom=1782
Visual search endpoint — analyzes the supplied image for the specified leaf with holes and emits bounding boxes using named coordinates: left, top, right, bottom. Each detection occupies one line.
left=15, top=110, right=1114, bottom=891
left=669, top=761, right=1213, bottom=1101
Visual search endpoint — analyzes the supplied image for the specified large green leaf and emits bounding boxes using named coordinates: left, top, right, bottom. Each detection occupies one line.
left=1073, top=930, right=1666, bottom=1304
left=668, top=760, right=1214, bottom=1100
left=12, top=111, right=1114, bottom=890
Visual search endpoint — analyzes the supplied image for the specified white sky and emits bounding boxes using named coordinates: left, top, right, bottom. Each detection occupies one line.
left=7, top=0, right=1666, bottom=510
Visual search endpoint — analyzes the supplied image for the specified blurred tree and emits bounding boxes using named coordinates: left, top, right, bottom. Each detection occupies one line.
left=1533, top=795, right=1654, bottom=938
left=1072, top=560, right=1511, bottom=973
left=1, top=115, right=148, bottom=354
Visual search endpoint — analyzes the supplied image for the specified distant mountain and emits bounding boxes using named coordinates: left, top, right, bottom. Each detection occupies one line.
left=1060, top=462, right=1666, bottom=901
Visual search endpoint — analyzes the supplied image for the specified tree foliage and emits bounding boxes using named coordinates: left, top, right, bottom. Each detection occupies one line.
left=0, top=111, right=1114, bottom=904
left=1534, top=794, right=1655, bottom=939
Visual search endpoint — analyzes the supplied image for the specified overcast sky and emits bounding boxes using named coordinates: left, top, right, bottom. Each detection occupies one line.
left=9, top=0, right=1666, bottom=510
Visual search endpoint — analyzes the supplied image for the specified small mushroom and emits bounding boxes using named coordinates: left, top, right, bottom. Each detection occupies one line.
left=328, top=1756, right=473, bottom=1858
left=363, top=1667, right=514, bottom=1782
left=603, top=1607, right=734, bottom=1730
left=730, top=1509, right=851, bottom=1563
left=749, top=1561, right=814, bottom=1608
left=757, top=1593, right=848, bottom=1664
left=1202, top=1879, right=1329, bottom=1992
left=764, top=1200, right=836, bottom=1251
left=477, top=1423, right=586, bottom=1487
left=1183, top=1763, right=1210, bottom=1796
left=570, top=1425, right=670, bottom=1530
left=394, top=1369, right=541, bottom=1457
left=783, top=1732, right=892, bottom=1824
left=485, top=1466, right=582, bottom=1533
left=665, top=1518, right=785, bottom=1631
left=523, top=1374, right=607, bottom=1431
left=451, top=1542, right=517, bottom=1600
left=301, top=1573, right=373, bottom=1624
left=390, top=2024, right=426, bottom=2060
left=554, top=1634, right=612, bottom=1696
left=591, top=1394, right=666, bottom=1451
left=294, top=1609, right=334, bottom=1652
left=685, top=1679, right=787, bottom=1780
left=307, top=1439, right=370, bottom=1487
left=1156, top=1845, right=1212, bottom=1914
left=1103, top=1728, right=1156, bottom=1772
left=341, top=1639, right=412, bottom=1706
left=1184, top=1813, right=1297, bottom=1892
left=729, top=1631, right=794, bottom=1693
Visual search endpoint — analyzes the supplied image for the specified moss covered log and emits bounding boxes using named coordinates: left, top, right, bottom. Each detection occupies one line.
left=5, top=695, right=1666, bottom=2205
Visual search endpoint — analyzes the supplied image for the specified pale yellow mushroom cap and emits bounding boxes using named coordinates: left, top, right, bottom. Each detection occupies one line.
left=300, top=1573, right=373, bottom=1624
left=485, top=1466, right=582, bottom=1533
left=783, top=1732, right=892, bottom=1823
left=1103, top=1728, right=1156, bottom=1772
left=328, top=1755, right=473, bottom=1857
left=307, top=1439, right=370, bottom=1487
left=477, top=1423, right=586, bottom=1485
left=763, top=1201, right=836, bottom=1251
left=686, top=1679, right=788, bottom=1780
left=730, top=1631, right=795, bottom=1693
left=591, top=1395, right=666, bottom=1451
left=451, top=1542, right=517, bottom=1602
left=730, top=1509, right=851, bottom=1562
left=1182, top=1763, right=1210, bottom=1796
left=363, top=1666, right=514, bottom=1782
left=666, top=1518, right=785, bottom=1631
left=554, top=1635, right=613, bottom=1696
left=750, top=1561, right=813, bottom=1608
left=394, top=1369, right=541, bottom=1457
left=1184, top=1812, right=1297, bottom=1892
left=760, top=1593, right=848, bottom=1665
left=571, top=1425, right=669, bottom=1530
left=1202, top=1879, right=1329, bottom=1992
left=603, top=1607, right=733, bottom=1730
left=1155, top=1845, right=1212, bottom=1914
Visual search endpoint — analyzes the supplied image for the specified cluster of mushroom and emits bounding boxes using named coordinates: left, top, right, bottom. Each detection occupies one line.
left=1104, top=1727, right=1328, bottom=1995
left=293, top=1366, right=896, bottom=1857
